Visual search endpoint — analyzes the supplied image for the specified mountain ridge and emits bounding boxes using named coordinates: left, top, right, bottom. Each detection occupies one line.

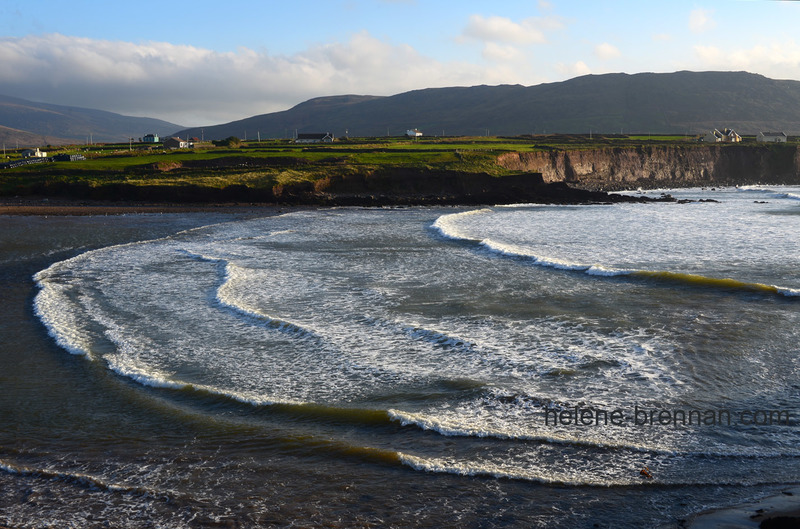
left=5, top=71, right=800, bottom=146
left=175, top=71, right=800, bottom=140
left=0, top=94, right=184, bottom=146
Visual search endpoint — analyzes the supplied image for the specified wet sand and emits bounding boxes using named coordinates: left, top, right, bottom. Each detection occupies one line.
left=0, top=197, right=281, bottom=216
left=686, top=487, right=800, bottom=528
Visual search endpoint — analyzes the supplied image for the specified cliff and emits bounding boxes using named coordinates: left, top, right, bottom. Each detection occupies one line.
left=496, top=144, right=800, bottom=190
left=16, top=170, right=660, bottom=206
left=280, top=169, right=657, bottom=205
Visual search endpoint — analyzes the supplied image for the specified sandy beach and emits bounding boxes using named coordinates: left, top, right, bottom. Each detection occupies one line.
left=685, top=487, right=800, bottom=528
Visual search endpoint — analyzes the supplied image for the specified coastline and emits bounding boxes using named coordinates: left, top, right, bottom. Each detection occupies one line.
left=0, top=179, right=670, bottom=216
left=685, top=487, right=800, bottom=529
left=0, top=197, right=289, bottom=216
left=3, top=190, right=798, bottom=528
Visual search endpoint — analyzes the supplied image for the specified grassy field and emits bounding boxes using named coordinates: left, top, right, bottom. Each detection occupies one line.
left=0, top=134, right=791, bottom=198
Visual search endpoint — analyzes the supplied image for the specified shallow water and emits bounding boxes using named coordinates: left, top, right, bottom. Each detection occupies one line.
left=2, top=187, right=799, bottom=527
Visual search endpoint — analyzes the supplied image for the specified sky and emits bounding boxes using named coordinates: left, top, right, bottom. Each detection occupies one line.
left=2, top=0, right=800, bottom=127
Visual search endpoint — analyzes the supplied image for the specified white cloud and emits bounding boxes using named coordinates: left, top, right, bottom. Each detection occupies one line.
left=482, top=42, right=524, bottom=62
left=594, top=42, right=620, bottom=61
left=692, top=40, right=800, bottom=79
left=556, top=60, right=591, bottom=77
left=693, top=45, right=722, bottom=64
left=689, top=8, right=716, bottom=34
left=461, top=14, right=562, bottom=45
left=0, top=32, right=495, bottom=126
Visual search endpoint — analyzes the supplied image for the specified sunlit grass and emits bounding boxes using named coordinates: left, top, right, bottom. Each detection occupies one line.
left=2, top=135, right=794, bottom=196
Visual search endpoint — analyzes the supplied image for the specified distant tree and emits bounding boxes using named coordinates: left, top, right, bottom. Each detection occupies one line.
left=212, top=136, right=242, bottom=148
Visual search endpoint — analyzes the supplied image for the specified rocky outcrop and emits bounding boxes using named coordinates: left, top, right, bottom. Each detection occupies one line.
left=303, top=168, right=657, bottom=205
left=496, top=144, right=800, bottom=190
left=19, top=169, right=657, bottom=205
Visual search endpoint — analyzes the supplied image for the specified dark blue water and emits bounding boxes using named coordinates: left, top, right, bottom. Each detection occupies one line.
left=2, top=189, right=799, bottom=527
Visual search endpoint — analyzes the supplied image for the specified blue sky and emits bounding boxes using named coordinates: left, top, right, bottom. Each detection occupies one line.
left=2, top=1, right=799, bottom=126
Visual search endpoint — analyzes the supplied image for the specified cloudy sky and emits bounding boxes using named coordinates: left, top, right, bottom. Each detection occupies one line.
left=2, top=0, right=799, bottom=127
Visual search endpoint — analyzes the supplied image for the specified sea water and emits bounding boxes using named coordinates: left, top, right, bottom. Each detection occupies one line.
left=2, top=186, right=799, bottom=528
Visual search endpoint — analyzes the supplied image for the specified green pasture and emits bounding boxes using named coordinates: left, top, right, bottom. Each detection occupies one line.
left=1, top=134, right=793, bottom=196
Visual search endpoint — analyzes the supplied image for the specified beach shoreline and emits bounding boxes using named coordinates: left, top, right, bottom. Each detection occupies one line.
left=684, top=486, right=800, bottom=528
left=0, top=197, right=289, bottom=216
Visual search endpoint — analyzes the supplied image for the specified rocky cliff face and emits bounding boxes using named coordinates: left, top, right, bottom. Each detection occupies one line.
left=496, top=144, right=800, bottom=190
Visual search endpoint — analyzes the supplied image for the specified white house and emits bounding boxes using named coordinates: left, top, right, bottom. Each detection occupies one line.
left=164, top=137, right=189, bottom=149
left=21, top=148, right=48, bottom=158
left=757, top=131, right=787, bottom=143
left=704, top=128, right=741, bottom=143
left=406, top=129, right=423, bottom=137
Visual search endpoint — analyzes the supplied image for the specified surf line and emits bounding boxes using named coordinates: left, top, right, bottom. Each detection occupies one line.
left=432, top=214, right=798, bottom=299
left=631, top=270, right=798, bottom=297
left=479, top=240, right=797, bottom=299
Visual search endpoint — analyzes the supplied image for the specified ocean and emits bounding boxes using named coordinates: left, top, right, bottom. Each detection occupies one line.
left=1, top=186, right=799, bottom=528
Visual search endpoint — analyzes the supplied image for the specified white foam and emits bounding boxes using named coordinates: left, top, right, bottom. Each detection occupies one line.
left=431, top=208, right=492, bottom=241
left=387, top=407, right=676, bottom=454
left=585, top=265, right=633, bottom=276
left=397, top=452, right=640, bottom=486
left=32, top=283, right=94, bottom=358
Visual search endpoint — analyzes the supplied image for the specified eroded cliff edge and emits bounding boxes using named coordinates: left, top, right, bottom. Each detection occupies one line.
left=497, top=144, right=800, bottom=190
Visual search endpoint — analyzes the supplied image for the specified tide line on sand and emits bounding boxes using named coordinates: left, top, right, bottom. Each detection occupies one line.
left=686, top=486, right=800, bottom=528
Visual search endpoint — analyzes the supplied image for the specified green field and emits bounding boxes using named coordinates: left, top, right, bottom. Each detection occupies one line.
left=0, top=134, right=787, bottom=199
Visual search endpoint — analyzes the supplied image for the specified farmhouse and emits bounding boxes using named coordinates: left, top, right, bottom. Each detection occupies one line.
left=757, top=131, right=787, bottom=143
left=21, top=148, right=48, bottom=158
left=704, top=128, right=741, bottom=143
left=142, top=133, right=159, bottom=143
left=406, top=129, right=423, bottom=137
left=164, top=137, right=189, bottom=149
left=295, top=132, right=334, bottom=143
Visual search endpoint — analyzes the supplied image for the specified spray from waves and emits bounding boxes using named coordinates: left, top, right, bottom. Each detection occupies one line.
left=33, top=248, right=309, bottom=406
left=30, top=217, right=266, bottom=359
left=32, top=282, right=96, bottom=358
left=737, top=185, right=800, bottom=201
left=396, top=452, right=666, bottom=487
left=386, top=408, right=671, bottom=454
left=396, top=451, right=798, bottom=487
left=432, top=210, right=800, bottom=298
left=0, top=457, right=166, bottom=497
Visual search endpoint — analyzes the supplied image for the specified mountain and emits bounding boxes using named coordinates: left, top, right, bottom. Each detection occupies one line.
left=175, top=71, right=800, bottom=140
left=0, top=94, right=184, bottom=146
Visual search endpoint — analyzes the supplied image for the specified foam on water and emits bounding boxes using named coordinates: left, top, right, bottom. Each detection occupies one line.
left=738, top=185, right=800, bottom=201
left=31, top=192, right=800, bottom=485
left=434, top=188, right=800, bottom=297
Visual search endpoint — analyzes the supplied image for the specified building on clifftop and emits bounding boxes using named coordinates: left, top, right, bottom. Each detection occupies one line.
left=704, top=128, right=741, bottom=143
left=757, top=131, right=787, bottom=143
